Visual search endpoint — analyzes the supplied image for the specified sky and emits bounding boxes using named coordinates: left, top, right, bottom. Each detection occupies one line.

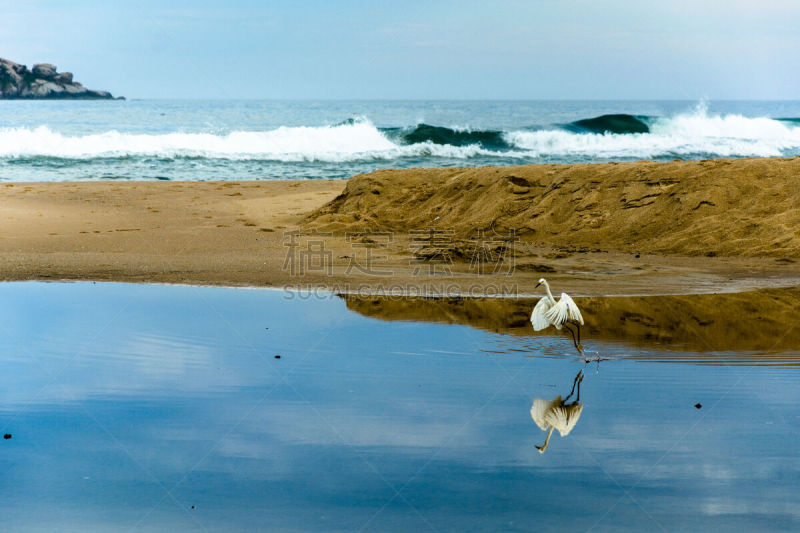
left=1, top=0, right=799, bottom=99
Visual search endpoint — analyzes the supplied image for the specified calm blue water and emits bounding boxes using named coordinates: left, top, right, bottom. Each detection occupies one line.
left=1, top=282, right=798, bottom=531
left=1, top=100, right=800, bottom=181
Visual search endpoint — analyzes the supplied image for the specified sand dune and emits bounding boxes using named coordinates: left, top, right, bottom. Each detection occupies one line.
left=306, top=157, right=800, bottom=258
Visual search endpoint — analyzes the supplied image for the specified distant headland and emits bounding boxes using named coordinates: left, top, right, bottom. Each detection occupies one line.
left=0, top=57, right=122, bottom=100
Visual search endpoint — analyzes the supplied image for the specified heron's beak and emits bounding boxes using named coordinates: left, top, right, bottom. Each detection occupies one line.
left=535, top=282, right=542, bottom=288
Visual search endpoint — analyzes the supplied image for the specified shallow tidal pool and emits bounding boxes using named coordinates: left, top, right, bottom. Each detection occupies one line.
left=1, top=282, right=799, bottom=532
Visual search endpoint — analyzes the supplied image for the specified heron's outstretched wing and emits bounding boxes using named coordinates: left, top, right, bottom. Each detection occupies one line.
left=545, top=292, right=584, bottom=326
left=546, top=403, right=584, bottom=436
left=530, top=296, right=557, bottom=331
left=530, top=395, right=562, bottom=431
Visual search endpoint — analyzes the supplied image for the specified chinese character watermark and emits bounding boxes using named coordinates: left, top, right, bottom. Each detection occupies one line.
left=468, top=228, right=519, bottom=276
left=282, top=229, right=333, bottom=276
left=344, top=232, right=394, bottom=276
left=281, top=226, right=520, bottom=279
left=409, top=228, right=455, bottom=276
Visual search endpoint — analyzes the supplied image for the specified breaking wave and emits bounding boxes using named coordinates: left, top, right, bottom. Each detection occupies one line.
left=565, top=114, right=651, bottom=134
left=0, top=120, right=505, bottom=162
left=2, top=107, right=800, bottom=165
left=508, top=108, right=800, bottom=158
left=385, top=123, right=511, bottom=150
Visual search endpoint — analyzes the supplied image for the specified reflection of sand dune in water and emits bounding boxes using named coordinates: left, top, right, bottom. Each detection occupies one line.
left=341, top=288, right=800, bottom=360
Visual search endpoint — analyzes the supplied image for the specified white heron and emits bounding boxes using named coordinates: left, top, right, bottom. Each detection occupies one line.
left=531, top=371, right=584, bottom=453
left=530, top=277, right=585, bottom=354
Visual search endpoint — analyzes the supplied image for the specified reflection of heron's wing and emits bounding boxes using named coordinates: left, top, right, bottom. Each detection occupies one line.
left=545, top=293, right=584, bottom=326
left=531, top=296, right=558, bottom=331
left=531, top=395, right=562, bottom=430
left=546, top=403, right=584, bottom=436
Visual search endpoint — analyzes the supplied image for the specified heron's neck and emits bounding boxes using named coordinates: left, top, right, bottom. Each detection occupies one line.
left=543, top=281, right=555, bottom=300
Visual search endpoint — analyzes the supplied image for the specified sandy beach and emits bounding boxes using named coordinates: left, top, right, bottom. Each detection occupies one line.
left=1, top=158, right=798, bottom=297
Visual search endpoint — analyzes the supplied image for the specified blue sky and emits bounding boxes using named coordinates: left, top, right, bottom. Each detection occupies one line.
left=1, top=0, right=798, bottom=99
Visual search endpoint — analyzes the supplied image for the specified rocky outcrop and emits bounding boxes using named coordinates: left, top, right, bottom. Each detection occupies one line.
left=0, top=58, right=122, bottom=100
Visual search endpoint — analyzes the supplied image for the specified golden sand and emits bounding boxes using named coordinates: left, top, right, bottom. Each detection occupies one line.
left=1, top=158, right=798, bottom=296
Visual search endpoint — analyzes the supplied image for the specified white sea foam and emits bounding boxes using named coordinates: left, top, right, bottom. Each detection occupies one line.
left=0, top=120, right=499, bottom=162
left=506, top=108, right=800, bottom=158
left=0, top=120, right=396, bottom=161
left=1, top=109, right=799, bottom=163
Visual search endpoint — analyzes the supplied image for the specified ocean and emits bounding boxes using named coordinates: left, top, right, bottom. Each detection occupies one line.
left=1, top=99, right=800, bottom=181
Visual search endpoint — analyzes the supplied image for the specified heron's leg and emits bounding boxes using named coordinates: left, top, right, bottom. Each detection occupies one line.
left=563, top=371, right=581, bottom=402
left=563, top=323, right=580, bottom=352
left=536, top=426, right=555, bottom=453
left=576, top=372, right=584, bottom=402
left=570, top=321, right=585, bottom=352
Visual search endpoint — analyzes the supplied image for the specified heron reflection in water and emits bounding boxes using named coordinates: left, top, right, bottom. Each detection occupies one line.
left=531, top=370, right=584, bottom=453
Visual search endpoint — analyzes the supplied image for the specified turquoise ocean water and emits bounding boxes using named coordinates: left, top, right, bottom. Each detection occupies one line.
left=1, top=99, right=800, bottom=181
